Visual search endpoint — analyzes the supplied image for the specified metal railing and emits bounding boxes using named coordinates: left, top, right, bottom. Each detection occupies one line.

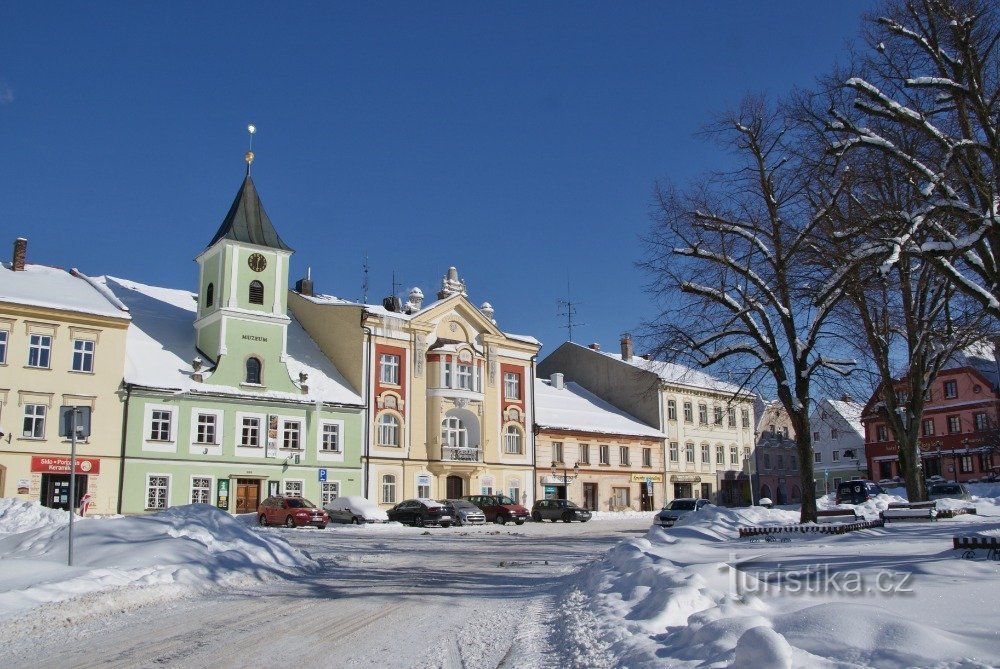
left=442, top=446, right=482, bottom=462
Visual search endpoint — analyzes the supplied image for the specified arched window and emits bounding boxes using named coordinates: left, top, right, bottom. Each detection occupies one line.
left=249, top=280, right=264, bottom=305
left=790, top=485, right=802, bottom=503
left=205, top=283, right=214, bottom=308
left=442, top=416, right=467, bottom=448
left=760, top=484, right=772, bottom=501
left=245, top=357, right=262, bottom=384
left=503, top=425, right=523, bottom=454
left=378, top=413, right=400, bottom=447
left=381, top=474, right=396, bottom=504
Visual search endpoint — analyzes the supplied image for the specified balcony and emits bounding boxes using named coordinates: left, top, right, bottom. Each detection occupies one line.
left=442, top=446, right=482, bottom=462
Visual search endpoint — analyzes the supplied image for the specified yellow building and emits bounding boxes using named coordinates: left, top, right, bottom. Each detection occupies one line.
left=0, top=239, right=130, bottom=514
left=289, top=266, right=541, bottom=507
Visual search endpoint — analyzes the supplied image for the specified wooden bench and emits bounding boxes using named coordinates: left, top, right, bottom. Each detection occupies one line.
left=815, top=509, right=859, bottom=524
left=953, top=536, right=1000, bottom=550
left=937, top=507, right=977, bottom=519
left=881, top=501, right=937, bottom=522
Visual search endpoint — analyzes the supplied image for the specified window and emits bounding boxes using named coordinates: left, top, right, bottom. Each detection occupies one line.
left=713, top=406, right=723, bottom=425
left=381, top=474, right=396, bottom=504
left=245, top=357, right=262, bottom=384
left=791, top=455, right=797, bottom=471
left=742, top=409, right=750, bottom=428
left=701, top=443, right=710, bottom=463
left=417, top=480, right=430, bottom=498
left=619, top=445, right=630, bottom=466
left=205, top=283, right=214, bottom=308
left=876, top=425, right=888, bottom=441
left=974, top=412, right=989, bottom=432
left=150, top=410, right=172, bottom=441
left=456, top=364, right=473, bottom=390
left=503, top=425, right=523, bottom=454
left=552, top=441, right=564, bottom=463
left=579, top=444, right=590, bottom=464
left=27, top=334, right=52, bottom=368
left=959, top=455, right=974, bottom=473
left=191, top=477, right=212, bottom=504
left=683, top=402, right=693, bottom=423
left=504, top=372, right=520, bottom=400
left=922, top=418, right=935, bottom=437
left=321, top=423, right=341, bottom=452
left=685, top=443, right=695, bottom=463
left=611, top=487, right=630, bottom=509
left=832, top=450, right=840, bottom=462
left=379, top=353, right=400, bottom=385
left=248, top=280, right=264, bottom=305
left=642, top=448, right=652, bottom=467
left=831, top=428, right=839, bottom=439
left=147, top=475, right=169, bottom=510
left=283, top=420, right=301, bottom=449
left=22, top=404, right=46, bottom=438
left=947, top=415, right=961, bottom=434
left=730, top=446, right=739, bottom=465
left=943, top=380, right=958, bottom=398
left=698, top=404, right=708, bottom=425
left=443, top=417, right=468, bottom=448
left=813, top=431, right=820, bottom=441
left=781, top=426, right=789, bottom=438
left=508, top=483, right=521, bottom=504
left=776, top=455, right=784, bottom=469
left=241, top=416, right=261, bottom=447
left=599, top=444, right=610, bottom=465
left=667, top=400, right=677, bottom=420
left=71, top=339, right=95, bottom=372
left=763, top=453, right=771, bottom=469
left=321, top=482, right=340, bottom=507
left=284, top=480, right=303, bottom=497
left=716, top=445, right=724, bottom=465
left=980, top=452, right=993, bottom=472
left=770, top=424, right=776, bottom=434
left=814, top=452, right=822, bottom=463
left=0, top=329, right=7, bottom=364
left=195, top=414, right=217, bottom=444
left=728, top=407, right=736, bottom=428
left=669, top=442, right=679, bottom=463
left=378, top=414, right=400, bottom=446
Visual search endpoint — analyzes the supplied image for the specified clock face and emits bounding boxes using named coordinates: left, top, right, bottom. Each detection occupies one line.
left=248, top=253, right=267, bottom=272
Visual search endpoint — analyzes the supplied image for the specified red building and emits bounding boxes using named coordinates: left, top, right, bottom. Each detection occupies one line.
left=863, top=350, right=1000, bottom=483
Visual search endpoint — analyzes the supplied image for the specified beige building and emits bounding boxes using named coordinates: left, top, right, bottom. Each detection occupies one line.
left=289, top=266, right=541, bottom=507
left=0, top=239, right=130, bottom=514
left=535, top=373, right=665, bottom=511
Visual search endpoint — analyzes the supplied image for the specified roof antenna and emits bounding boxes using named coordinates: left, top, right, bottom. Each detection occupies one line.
left=558, top=277, right=585, bottom=343
left=245, top=124, right=256, bottom=175
left=361, top=253, right=369, bottom=304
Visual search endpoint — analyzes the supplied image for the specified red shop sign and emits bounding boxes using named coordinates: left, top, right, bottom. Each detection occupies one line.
left=30, top=456, right=101, bottom=475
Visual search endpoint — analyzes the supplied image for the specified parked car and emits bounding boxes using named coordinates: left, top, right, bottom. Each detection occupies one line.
left=325, top=495, right=389, bottom=524
left=386, top=498, right=453, bottom=527
left=461, top=494, right=530, bottom=525
left=440, top=499, right=487, bottom=526
left=927, top=482, right=972, bottom=501
left=654, top=498, right=711, bottom=528
left=531, top=499, right=592, bottom=523
left=835, top=480, right=885, bottom=505
left=258, top=496, right=329, bottom=529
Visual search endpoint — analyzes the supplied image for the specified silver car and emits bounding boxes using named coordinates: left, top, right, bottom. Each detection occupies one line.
left=654, top=498, right=711, bottom=527
left=927, top=483, right=972, bottom=501
left=441, top=499, right=486, bottom=526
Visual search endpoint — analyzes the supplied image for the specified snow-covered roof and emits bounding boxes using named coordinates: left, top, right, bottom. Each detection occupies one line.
left=948, top=340, right=998, bottom=386
left=535, top=379, right=664, bottom=438
left=1, top=263, right=130, bottom=320
left=591, top=345, right=745, bottom=396
left=101, top=276, right=362, bottom=406
left=818, top=399, right=865, bottom=439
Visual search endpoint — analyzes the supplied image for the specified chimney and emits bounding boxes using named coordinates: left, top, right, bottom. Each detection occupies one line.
left=295, top=267, right=314, bottom=297
left=550, top=373, right=564, bottom=390
left=620, top=332, right=633, bottom=361
left=12, top=238, right=27, bottom=271
left=840, top=394, right=853, bottom=403
left=382, top=296, right=402, bottom=312
left=642, top=354, right=652, bottom=361
left=589, top=343, right=601, bottom=351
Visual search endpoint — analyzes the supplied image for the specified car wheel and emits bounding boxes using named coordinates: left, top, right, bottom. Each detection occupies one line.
left=415, top=517, right=424, bottom=527
left=441, top=522, right=452, bottom=528
left=285, top=516, right=295, bottom=528
left=562, top=513, right=572, bottom=523
left=494, top=515, right=507, bottom=525
left=258, top=514, right=268, bottom=527
left=317, top=524, right=327, bottom=530
left=351, top=517, right=360, bottom=525
left=514, top=519, right=525, bottom=526
left=532, top=511, right=542, bottom=522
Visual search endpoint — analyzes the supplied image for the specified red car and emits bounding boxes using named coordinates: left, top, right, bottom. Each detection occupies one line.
left=258, top=496, right=329, bottom=529
left=461, top=494, right=530, bottom=525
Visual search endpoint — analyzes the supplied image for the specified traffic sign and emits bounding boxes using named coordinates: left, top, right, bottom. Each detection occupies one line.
left=318, top=468, right=328, bottom=482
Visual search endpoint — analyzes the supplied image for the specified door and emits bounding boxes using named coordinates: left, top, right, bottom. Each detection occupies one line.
left=41, top=474, right=88, bottom=511
left=583, top=483, right=598, bottom=511
left=639, top=484, right=652, bottom=511
left=674, top=482, right=692, bottom=499
left=446, top=475, right=464, bottom=499
left=236, top=479, right=261, bottom=514
left=700, top=483, right=713, bottom=502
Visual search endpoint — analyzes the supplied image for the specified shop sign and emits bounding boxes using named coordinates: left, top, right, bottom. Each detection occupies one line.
left=417, top=474, right=431, bottom=486
left=17, top=478, right=30, bottom=494
left=669, top=474, right=701, bottom=483
left=217, top=479, right=230, bottom=509
left=630, top=473, right=663, bottom=483
left=31, top=456, right=101, bottom=475
left=266, top=414, right=279, bottom=456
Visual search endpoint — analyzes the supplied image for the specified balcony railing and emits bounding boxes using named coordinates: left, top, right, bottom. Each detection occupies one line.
left=442, top=446, right=482, bottom=462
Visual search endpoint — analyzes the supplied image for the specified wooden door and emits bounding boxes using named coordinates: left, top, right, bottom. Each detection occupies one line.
left=446, top=475, right=464, bottom=499
left=583, top=483, right=597, bottom=510
left=236, top=480, right=260, bottom=514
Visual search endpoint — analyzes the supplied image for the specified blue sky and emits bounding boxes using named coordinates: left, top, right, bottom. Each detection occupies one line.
left=1, top=2, right=871, bottom=358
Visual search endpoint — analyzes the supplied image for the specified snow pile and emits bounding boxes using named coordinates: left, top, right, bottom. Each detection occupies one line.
left=0, top=502, right=316, bottom=632
left=556, top=492, right=1000, bottom=667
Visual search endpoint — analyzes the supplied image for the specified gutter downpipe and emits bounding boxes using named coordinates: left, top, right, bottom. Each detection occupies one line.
left=530, top=353, right=538, bottom=505
left=117, top=383, right=132, bottom=514
left=361, top=312, right=373, bottom=499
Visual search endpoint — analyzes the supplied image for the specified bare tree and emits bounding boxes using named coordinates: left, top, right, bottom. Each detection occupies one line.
left=642, top=97, right=855, bottom=523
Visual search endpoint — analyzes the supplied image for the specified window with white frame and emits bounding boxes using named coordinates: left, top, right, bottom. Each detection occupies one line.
left=669, top=442, right=679, bottom=463
left=716, top=445, right=724, bottom=464
left=685, top=442, right=695, bottom=463
left=191, top=476, right=212, bottom=504
left=27, top=334, right=52, bottom=368
left=503, top=425, right=523, bottom=454
left=71, top=339, right=95, bottom=372
left=922, top=418, right=935, bottom=436
left=147, top=475, right=169, bottom=509
left=698, top=404, right=708, bottom=424
left=814, top=451, right=822, bottom=463
left=599, top=444, right=610, bottom=465
left=642, top=447, right=652, bottom=467
left=321, top=423, right=341, bottom=452
left=381, top=474, right=396, bottom=504
left=442, top=417, right=468, bottom=448
left=0, top=329, right=8, bottom=364
left=283, top=420, right=301, bottom=449
left=379, top=353, right=400, bottom=384
left=508, top=482, right=521, bottom=504
left=416, top=480, right=431, bottom=498
left=579, top=443, right=590, bottom=464
left=943, top=379, right=957, bottom=398
left=667, top=399, right=677, bottom=420
left=832, top=450, right=841, bottom=462
left=150, top=409, right=172, bottom=441
left=714, top=406, right=723, bottom=425
left=619, top=445, right=630, bottom=465
left=728, top=407, right=736, bottom=427
left=284, top=480, right=303, bottom=496
left=683, top=402, right=693, bottom=423
left=456, top=364, right=473, bottom=390
left=741, top=408, right=750, bottom=428
left=321, top=481, right=340, bottom=506
left=876, top=425, right=889, bottom=441
left=22, top=404, right=46, bottom=438
left=240, top=416, right=261, bottom=447
left=730, top=445, right=739, bottom=465
left=611, top=487, right=630, bottom=508
left=701, top=443, right=710, bottom=463
left=504, top=372, right=520, bottom=400
left=195, top=413, right=217, bottom=444
left=552, top=441, right=564, bottom=463
left=378, top=413, right=400, bottom=447
left=947, top=415, right=961, bottom=433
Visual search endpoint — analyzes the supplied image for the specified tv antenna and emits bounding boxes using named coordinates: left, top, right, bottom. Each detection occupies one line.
left=557, top=279, right=584, bottom=342
left=361, top=253, right=369, bottom=304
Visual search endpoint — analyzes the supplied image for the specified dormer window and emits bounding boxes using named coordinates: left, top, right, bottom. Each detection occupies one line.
left=205, top=283, right=214, bottom=308
left=246, top=357, right=262, bottom=384
left=249, top=280, right=264, bottom=305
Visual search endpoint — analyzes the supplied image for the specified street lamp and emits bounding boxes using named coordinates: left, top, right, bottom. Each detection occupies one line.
left=551, top=461, right=580, bottom=500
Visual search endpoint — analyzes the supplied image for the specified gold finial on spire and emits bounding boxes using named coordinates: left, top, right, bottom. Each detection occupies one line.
left=245, top=124, right=256, bottom=174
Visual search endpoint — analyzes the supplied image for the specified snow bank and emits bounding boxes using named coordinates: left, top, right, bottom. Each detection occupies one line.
left=0, top=502, right=316, bottom=633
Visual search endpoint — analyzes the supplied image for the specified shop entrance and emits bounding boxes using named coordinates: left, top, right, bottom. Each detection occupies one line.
left=446, top=475, right=464, bottom=499
left=673, top=482, right=693, bottom=499
left=582, top=483, right=598, bottom=510
left=41, top=474, right=88, bottom=511
left=639, top=484, right=654, bottom=511
left=235, top=479, right=261, bottom=513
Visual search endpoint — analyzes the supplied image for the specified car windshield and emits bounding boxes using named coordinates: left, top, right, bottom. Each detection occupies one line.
left=667, top=500, right=697, bottom=511
left=286, top=498, right=316, bottom=509
left=448, top=500, right=477, bottom=510
left=931, top=484, right=961, bottom=494
left=495, top=495, right=517, bottom=505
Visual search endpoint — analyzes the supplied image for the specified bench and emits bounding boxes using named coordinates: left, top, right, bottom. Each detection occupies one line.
left=815, top=509, right=859, bottom=524
left=738, top=519, right=884, bottom=537
left=881, top=502, right=937, bottom=522
left=937, top=507, right=977, bottom=519
left=953, top=536, right=1000, bottom=550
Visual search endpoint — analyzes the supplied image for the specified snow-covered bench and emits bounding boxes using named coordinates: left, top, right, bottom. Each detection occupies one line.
left=953, top=536, right=999, bottom=551
left=937, top=507, right=977, bottom=519
left=815, top=509, right=859, bottom=524
left=881, top=501, right=937, bottom=522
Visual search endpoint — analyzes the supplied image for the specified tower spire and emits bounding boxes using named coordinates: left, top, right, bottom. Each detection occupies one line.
left=245, top=124, right=256, bottom=175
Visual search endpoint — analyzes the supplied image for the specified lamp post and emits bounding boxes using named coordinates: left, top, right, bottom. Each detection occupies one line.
left=551, top=461, right=580, bottom=501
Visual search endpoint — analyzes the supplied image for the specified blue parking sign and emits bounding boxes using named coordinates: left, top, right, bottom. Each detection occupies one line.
left=318, top=468, right=327, bottom=482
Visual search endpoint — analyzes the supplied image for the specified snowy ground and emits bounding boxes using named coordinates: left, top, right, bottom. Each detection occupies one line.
left=1, top=491, right=998, bottom=668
